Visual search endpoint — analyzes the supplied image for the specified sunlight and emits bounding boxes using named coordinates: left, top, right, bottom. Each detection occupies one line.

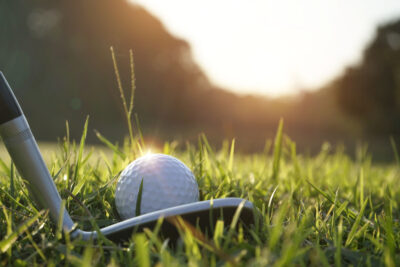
left=142, top=149, right=153, bottom=157
left=131, top=0, right=400, bottom=96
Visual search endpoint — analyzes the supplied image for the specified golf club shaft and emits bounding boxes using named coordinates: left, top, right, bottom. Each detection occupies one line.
left=0, top=72, right=74, bottom=232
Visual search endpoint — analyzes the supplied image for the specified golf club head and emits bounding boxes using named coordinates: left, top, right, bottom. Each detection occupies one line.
left=73, top=198, right=258, bottom=242
left=0, top=72, right=259, bottom=243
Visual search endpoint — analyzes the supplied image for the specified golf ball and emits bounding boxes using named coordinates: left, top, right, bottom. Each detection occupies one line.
left=115, top=153, right=199, bottom=219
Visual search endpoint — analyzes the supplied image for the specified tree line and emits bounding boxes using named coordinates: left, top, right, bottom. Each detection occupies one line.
left=0, top=0, right=398, bottom=155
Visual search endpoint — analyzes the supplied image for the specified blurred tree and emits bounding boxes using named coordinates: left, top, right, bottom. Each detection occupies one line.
left=0, top=0, right=210, bottom=140
left=0, top=0, right=357, bottom=153
left=336, top=19, right=400, bottom=135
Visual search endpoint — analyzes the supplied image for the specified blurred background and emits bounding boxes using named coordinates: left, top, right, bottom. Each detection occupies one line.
left=1, top=0, right=400, bottom=159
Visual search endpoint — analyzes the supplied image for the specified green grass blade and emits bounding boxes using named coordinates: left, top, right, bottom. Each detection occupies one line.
left=25, top=230, right=46, bottom=261
left=345, top=199, right=368, bottom=247
left=335, top=201, right=349, bottom=217
left=82, top=245, right=93, bottom=267
left=134, top=234, right=150, bottom=267
left=77, top=116, right=89, bottom=166
left=228, top=138, right=235, bottom=172
left=213, top=220, right=224, bottom=248
left=267, top=185, right=279, bottom=222
left=0, top=210, right=44, bottom=252
left=110, top=46, right=135, bottom=147
left=306, top=179, right=335, bottom=204
left=95, top=130, right=126, bottom=160
left=134, top=113, right=145, bottom=153
left=129, top=49, right=136, bottom=114
left=136, top=178, right=144, bottom=216
left=229, top=199, right=246, bottom=231
left=289, top=140, right=301, bottom=178
left=10, top=163, right=14, bottom=210
left=271, top=118, right=284, bottom=180
left=268, top=201, right=289, bottom=250
left=335, top=218, right=343, bottom=267
left=0, top=186, right=35, bottom=214
left=72, top=117, right=89, bottom=185
left=223, top=200, right=246, bottom=249
left=359, top=168, right=364, bottom=208
left=56, top=200, right=66, bottom=240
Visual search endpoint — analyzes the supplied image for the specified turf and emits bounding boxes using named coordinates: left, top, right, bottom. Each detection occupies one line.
left=0, top=121, right=399, bottom=266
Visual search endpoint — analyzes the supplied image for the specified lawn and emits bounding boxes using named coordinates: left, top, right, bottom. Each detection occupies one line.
left=1, top=52, right=399, bottom=266
left=0, top=120, right=399, bottom=266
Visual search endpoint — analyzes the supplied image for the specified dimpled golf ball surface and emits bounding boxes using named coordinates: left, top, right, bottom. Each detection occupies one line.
left=115, top=154, right=199, bottom=219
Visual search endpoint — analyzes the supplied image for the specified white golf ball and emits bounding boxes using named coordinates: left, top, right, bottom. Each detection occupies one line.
left=115, top=153, right=199, bottom=219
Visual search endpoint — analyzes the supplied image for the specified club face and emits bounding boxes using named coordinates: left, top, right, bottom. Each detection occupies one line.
left=73, top=198, right=259, bottom=242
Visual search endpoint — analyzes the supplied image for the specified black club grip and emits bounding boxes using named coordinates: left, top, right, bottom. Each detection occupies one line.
left=0, top=72, right=22, bottom=125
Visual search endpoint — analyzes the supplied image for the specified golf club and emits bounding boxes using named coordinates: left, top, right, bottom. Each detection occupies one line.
left=0, top=72, right=257, bottom=242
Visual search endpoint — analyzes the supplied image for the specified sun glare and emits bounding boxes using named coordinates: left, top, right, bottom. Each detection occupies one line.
left=132, top=0, right=400, bottom=96
left=144, top=149, right=153, bottom=156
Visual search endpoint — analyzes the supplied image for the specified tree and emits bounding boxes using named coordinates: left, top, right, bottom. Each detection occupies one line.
left=336, top=19, right=400, bottom=135
left=0, top=0, right=210, bottom=140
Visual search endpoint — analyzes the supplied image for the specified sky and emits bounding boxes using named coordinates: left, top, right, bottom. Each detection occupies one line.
left=132, top=0, right=400, bottom=97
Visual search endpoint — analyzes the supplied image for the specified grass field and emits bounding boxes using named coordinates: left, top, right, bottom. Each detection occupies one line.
left=0, top=119, right=399, bottom=267
left=1, top=53, right=399, bottom=266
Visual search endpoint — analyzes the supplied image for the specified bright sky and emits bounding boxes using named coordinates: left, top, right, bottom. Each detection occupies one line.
left=132, top=0, right=400, bottom=97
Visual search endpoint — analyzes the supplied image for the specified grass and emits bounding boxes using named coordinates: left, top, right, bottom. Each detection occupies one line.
left=0, top=126, right=399, bottom=266
left=1, top=50, right=399, bottom=266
